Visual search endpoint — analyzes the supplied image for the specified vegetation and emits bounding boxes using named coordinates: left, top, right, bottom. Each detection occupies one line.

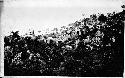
left=4, top=9, right=124, bottom=76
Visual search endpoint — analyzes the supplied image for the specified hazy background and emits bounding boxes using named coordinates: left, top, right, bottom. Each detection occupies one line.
left=1, top=0, right=123, bottom=36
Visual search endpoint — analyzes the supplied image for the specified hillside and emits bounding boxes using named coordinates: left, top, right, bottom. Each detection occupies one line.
left=4, top=9, right=124, bottom=76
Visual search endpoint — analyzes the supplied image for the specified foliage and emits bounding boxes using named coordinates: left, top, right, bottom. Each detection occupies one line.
left=4, top=10, right=124, bottom=76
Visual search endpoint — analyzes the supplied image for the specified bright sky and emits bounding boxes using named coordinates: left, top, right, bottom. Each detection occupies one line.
left=1, top=0, right=123, bottom=36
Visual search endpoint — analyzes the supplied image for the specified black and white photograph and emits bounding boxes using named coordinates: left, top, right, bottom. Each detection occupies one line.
left=1, top=0, right=124, bottom=77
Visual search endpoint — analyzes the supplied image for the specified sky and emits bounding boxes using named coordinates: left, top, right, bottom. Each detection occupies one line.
left=1, top=0, right=123, bottom=36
